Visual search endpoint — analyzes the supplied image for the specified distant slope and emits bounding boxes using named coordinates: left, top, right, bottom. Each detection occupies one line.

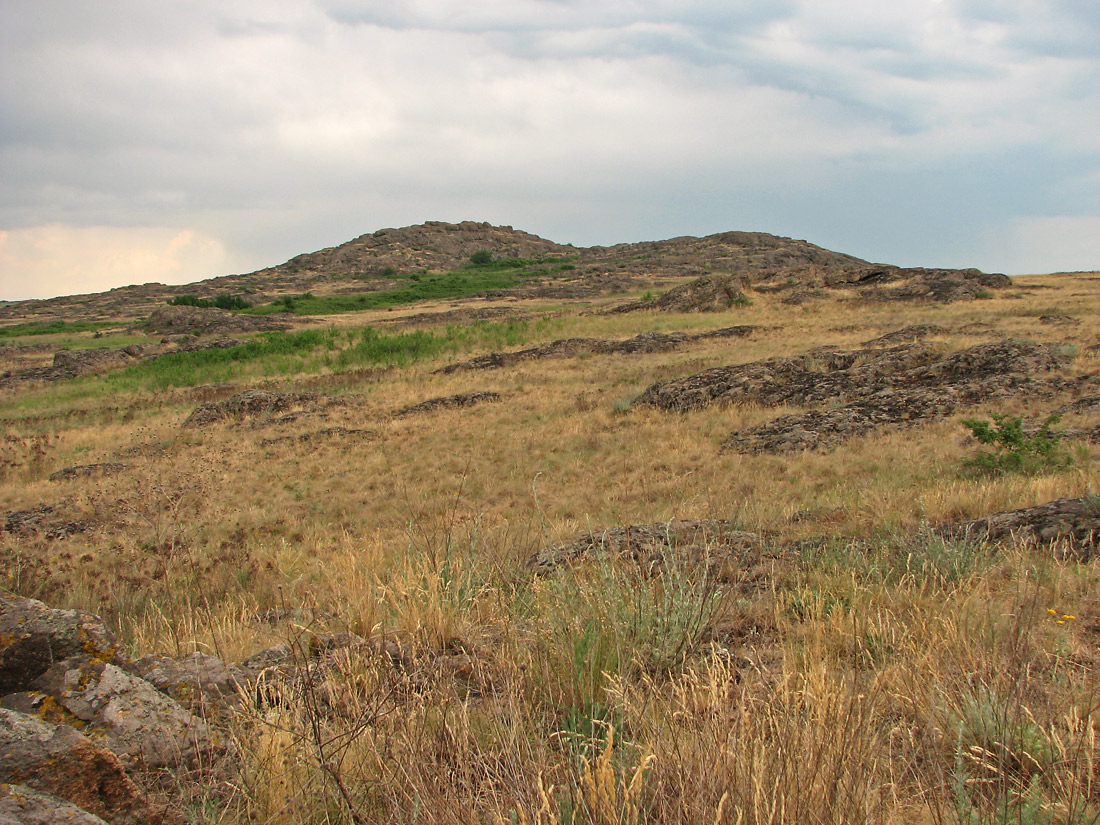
left=256, top=220, right=575, bottom=280
left=0, top=221, right=1008, bottom=325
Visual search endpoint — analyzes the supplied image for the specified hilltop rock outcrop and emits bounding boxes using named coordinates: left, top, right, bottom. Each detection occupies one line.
left=261, top=220, right=573, bottom=280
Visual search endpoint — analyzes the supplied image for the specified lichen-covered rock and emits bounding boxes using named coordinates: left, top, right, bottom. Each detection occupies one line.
left=942, top=496, right=1100, bottom=559
left=0, top=596, right=121, bottom=695
left=29, top=656, right=218, bottom=769
left=0, top=709, right=179, bottom=825
left=0, top=783, right=108, bottom=825
left=130, top=652, right=250, bottom=717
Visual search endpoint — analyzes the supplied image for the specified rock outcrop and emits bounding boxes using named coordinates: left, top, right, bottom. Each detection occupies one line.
left=0, top=782, right=110, bottom=825
left=0, top=709, right=179, bottom=825
left=942, top=496, right=1100, bottom=559
left=13, top=656, right=218, bottom=769
left=396, top=391, right=502, bottom=417
left=634, top=339, right=1074, bottom=453
left=605, top=274, right=750, bottom=314
left=0, top=596, right=231, bottom=822
left=182, top=389, right=320, bottom=428
left=436, top=326, right=758, bottom=374
left=0, top=349, right=135, bottom=390
left=0, top=597, right=122, bottom=694
left=142, top=305, right=290, bottom=336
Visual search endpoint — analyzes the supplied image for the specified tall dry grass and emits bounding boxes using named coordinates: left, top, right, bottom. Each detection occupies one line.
left=1, top=273, right=1099, bottom=822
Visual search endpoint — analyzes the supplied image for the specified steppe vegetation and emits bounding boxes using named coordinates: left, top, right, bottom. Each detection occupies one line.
left=1, top=224, right=1099, bottom=824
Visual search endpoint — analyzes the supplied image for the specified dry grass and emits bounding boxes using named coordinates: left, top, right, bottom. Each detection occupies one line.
left=2, top=273, right=1100, bottom=822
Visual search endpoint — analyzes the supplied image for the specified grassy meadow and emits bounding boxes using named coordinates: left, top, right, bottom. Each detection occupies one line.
left=2, top=273, right=1099, bottom=824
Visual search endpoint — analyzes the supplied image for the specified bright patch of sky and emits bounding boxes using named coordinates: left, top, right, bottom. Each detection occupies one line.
left=1, top=0, right=1097, bottom=298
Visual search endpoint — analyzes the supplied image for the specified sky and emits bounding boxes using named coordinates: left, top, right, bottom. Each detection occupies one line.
left=1, top=1, right=1098, bottom=300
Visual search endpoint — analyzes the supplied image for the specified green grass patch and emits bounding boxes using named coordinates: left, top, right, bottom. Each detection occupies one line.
left=247, top=258, right=578, bottom=316
left=0, top=320, right=118, bottom=339
left=329, top=318, right=550, bottom=370
left=104, top=329, right=339, bottom=391
left=0, top=319, right=561, bottom=418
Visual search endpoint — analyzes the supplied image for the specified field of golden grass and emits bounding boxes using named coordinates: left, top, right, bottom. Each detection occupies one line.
left=2, top=273, right=1099, bottom=823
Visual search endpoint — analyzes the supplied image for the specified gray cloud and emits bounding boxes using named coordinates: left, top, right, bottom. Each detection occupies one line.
left=0, top=0, right=1097, bottom=298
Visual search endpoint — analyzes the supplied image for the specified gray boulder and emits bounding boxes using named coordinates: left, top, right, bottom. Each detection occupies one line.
left=27, top=656, right=219, bottom=769
left=131, top=651, right=250, bottom=717
left=0, top=596, right=122, bottom=695
left=0, top=708, right=179, bottom=825
left=0, top=783, right=108, bottom=825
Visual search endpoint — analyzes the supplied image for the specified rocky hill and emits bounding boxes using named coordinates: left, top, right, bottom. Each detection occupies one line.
left=0, top=221, right=1010, bottom=326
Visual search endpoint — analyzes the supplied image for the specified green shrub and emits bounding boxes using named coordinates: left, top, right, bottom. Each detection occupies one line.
left=167, top=294, right=251, bottom=310
left=961, top=413, right=1072, bottom=476
left=469, top=249, right=493, bottom=265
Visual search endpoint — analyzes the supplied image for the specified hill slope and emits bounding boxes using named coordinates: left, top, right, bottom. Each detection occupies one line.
left=0, top=221, right=1008, bottom=326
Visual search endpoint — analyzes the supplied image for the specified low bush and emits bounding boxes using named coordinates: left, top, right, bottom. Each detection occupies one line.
left=167, top=294, right=252, bottom=310
left=961, top=413, right=1073, bottom=476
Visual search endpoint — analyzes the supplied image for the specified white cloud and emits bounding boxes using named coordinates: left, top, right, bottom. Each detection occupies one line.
left=0, top=226, right=245, bottom=300
left=979, top=215, right=1100, bottom=275
left=0, top=0, right=1097, bottom=292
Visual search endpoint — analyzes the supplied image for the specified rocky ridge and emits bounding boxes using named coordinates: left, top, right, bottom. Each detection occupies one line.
left=635, top=338, right=1079, bottom=453
left=0, top=222, right=1013, bottom=328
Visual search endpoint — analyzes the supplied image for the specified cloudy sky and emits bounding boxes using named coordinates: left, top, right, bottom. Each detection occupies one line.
left=1, top=1, right=1098, bottom=300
